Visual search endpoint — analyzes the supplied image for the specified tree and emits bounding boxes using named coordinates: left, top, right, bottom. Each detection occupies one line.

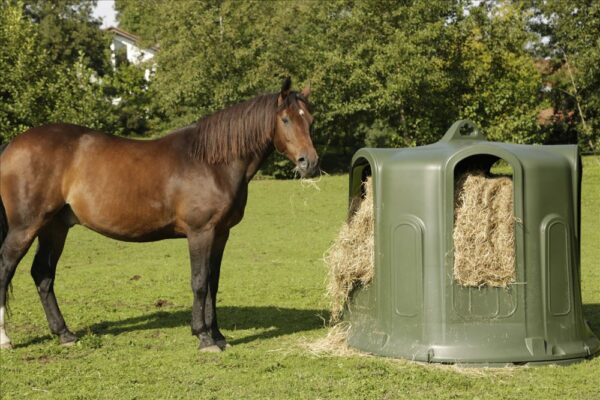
left=453, top=1, right=545, bottom=144
left=22, top=0, right=111, bottom=75
left=527, top=0, right=600, bottom=151
left=114, top=0, right=161, bottom=46
left=1, top=1, right=50, bottom=140
left=0, top=1, right=112, bottom=142
left=103, top=62, right=154, bottom=136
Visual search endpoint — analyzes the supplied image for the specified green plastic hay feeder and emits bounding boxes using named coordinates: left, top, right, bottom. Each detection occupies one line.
left=346, top=120, right=600, bottom=366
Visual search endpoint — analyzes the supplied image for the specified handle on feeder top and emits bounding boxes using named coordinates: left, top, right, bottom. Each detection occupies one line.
left=440, top=119, right=487, bottom=143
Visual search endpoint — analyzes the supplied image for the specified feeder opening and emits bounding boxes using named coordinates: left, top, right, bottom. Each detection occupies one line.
left=452, top=155, right=516, bottom=288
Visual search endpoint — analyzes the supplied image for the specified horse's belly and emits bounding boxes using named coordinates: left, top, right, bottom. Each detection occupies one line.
left=74, top=207, right=182, bottom=242
left=66, top=186, right=182, bottom=242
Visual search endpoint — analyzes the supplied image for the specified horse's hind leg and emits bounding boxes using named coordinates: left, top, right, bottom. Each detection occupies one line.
left=0, top=228, right=38, bottom=349
left=31, top=218, right=77, bottom=345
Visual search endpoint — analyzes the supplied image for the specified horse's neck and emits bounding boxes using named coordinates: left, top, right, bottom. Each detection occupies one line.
left=168, top=123, right=274, bottom=182
left=244, top=143, right=274, bottom=181
left=203, top=141, right=273, bottom=189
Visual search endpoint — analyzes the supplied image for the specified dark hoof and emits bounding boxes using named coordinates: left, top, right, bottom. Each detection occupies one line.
left=59, top=331, right=78, bottom=346
left=216, top=339, right=231, bottom=350
left=197, top=332, right=220, bottom=352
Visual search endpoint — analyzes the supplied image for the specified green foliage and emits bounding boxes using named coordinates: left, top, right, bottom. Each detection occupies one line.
left=362, top=120, right=414, bottom=148
left=145, top=1, right=285, bottom=131
left=46, top=55, right=113, bottom=130
left=0, top=1, right=156, bottom=142
left=103, top=63, right=154, bottom=136
left=23, top=0, right=111, bottom=75
left=0, top=2, right=49, bottom=140
left=528, top=0, right=600, bottom=152
left=454, top=2, right=544, bottom=144
left=0, top=2, right=112, bottom=142
left=114, top=0, right=161, bottom=46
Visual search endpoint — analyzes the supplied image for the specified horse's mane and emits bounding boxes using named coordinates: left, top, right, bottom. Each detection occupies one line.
left=188, top=94, right=277, bottom=164
left=184, top=92, right=298, bottom=164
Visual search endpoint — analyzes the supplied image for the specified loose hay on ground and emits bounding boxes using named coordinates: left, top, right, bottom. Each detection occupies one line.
left=453, top=171, right=515, bottom=288
left=324, top=178, right=374, bottom=323
left=303, top=322, right=361, bottom=357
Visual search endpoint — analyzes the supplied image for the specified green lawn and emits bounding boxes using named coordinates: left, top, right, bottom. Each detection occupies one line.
left=1, top=157, right=599, bottom=399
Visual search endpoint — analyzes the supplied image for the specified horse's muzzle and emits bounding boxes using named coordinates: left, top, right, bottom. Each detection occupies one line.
left=296, top=154, right=320, bottom=178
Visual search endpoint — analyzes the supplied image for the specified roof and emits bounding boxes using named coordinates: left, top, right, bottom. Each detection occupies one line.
left=106, top=27, right=141, bottom=43
left=105, top=26, right=158, bottom=52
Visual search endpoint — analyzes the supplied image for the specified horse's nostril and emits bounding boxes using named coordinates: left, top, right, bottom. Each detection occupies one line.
left=297, top=157, right=308, bottom=169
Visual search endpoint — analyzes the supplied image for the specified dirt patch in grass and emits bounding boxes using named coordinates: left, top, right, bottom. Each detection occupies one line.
left=154, top=299, right=173, bottom=308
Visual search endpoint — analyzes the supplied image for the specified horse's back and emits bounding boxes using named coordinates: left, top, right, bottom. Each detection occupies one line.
left=5, top=123, right=96, bottom=147
left=2, top=123, right=104, bottom=170
left=1, top=124, right=182, bottom=238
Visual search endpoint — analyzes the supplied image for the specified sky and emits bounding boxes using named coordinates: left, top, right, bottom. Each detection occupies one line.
left=92, top=0, right=117, bottom=29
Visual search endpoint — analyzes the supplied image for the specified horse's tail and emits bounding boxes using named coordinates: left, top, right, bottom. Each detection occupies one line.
left=0, top=142, right=11, bottom=312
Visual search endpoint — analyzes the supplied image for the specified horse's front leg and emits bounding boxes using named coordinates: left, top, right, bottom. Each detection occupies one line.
left=188, top=229, right=220, bottom=352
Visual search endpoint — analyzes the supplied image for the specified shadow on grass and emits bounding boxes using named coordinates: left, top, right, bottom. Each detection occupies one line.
left=17, top=304, right=599, bottom=349
left=63, top=306, right=329, bottom=346
left=584, top=303, right=600, bottom=337
left=15, top=306, right=328, bottom=348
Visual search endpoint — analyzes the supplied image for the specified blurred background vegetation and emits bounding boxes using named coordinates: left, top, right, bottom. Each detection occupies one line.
left=1, top=0, right=598, bottom=175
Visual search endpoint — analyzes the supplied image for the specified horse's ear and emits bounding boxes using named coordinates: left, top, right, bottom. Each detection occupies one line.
left=280, top=76, right=292, bottom=98
left=278, top=76, right=292, bottom=106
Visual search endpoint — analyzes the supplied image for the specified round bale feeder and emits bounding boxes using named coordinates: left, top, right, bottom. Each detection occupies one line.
left=345, top=119, right=600, bottom=365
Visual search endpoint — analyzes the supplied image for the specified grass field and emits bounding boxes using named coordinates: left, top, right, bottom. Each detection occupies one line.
left=1, top=157, right=599, bottom=399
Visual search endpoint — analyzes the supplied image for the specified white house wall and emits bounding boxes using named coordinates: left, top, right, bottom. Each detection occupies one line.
left=110, top=34, right=156, bottom=80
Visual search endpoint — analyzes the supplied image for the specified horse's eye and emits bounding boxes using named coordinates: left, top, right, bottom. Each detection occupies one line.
left=282, top=117, right=290, bottom=124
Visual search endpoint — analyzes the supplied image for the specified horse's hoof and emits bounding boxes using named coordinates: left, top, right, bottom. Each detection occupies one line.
left=59, top=331, right=78, bottom=346
left=216, top=340, right=231, bottom=350
left=0, top=342, right=12, bottom=350
left=199, top=344, right=222, bottom=353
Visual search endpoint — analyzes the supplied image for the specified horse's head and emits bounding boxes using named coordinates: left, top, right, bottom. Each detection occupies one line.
left=273, top=77, right=319, bottom=178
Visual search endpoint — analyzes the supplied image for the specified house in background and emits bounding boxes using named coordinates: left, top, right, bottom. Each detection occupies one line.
left=106, top=26, right=157, bottom=80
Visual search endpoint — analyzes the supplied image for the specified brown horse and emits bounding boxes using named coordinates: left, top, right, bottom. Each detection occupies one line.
left=0, top=77, right=317, bottom=351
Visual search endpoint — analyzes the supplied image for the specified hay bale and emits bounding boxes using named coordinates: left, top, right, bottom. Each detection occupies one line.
left=453, top=171, right=516, bottom=288
left=324, top=178, right=374, bottom=323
